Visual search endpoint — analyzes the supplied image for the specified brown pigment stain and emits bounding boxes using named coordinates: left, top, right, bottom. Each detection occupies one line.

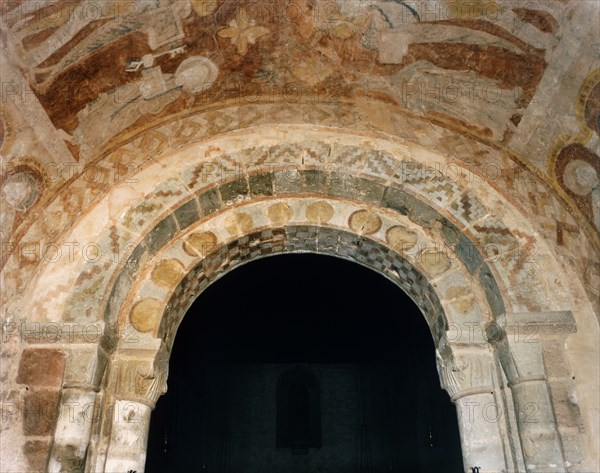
left=427, top=111, right=494, bottom=138
left=584, top=81, right=600, bottom=134
left=512, top=8, right=558, bottom=34
left=403, top=42, right=546, bottom=106
left=37, top=31, right=152, bottom=133
left=424, top=19, right=540, bottom=55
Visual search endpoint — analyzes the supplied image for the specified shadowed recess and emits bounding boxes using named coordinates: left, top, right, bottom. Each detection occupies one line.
left=147, top=254, right=463, bottom=473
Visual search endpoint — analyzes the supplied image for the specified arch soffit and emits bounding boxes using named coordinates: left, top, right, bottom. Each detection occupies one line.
left=114, top=198, right=496, bottom=352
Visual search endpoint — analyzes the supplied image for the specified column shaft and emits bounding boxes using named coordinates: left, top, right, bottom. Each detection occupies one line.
left=455, top=392, right=509, bottom=473
left=48, top=388, right=99, bottom=473
left=103, top=400, right=152, bottom=473
left=511, top=379, right=566, bottom=473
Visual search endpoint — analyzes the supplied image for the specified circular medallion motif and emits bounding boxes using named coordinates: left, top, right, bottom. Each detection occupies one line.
left=1, top=171, right=40, bottom=211
left=306, top=201, right=334, bottom=223
left=130, top=298, right=162, bottom=333
left=563, top=159, right=598, bottom=196
left=151, top=259, right=185, bottom=287
left=183, top=231, right=218, bottom=257
left=175, top=56, right=219, bottom=94
left=420, top=251, right=452, bottom=277
left=348, top=210, right=382, bottom=235
left=386, top=225, right=419, bottom=252
left=224, top=212, right=254, bottom=236
left=268, top=202, right=294, bottom=225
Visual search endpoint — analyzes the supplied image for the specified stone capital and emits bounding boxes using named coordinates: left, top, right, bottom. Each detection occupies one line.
left=108, top=341, right=169, bottom=409
left=435, top=344, right=495, bottom=401
left=485, top=311, right=576, bottom=344
left=486, top=311, right=576, bottom=385
left=502, top=311, right=576, bottom=337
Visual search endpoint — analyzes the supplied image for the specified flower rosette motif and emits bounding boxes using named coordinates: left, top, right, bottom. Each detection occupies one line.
left=218, top=8, right=270, bottom=56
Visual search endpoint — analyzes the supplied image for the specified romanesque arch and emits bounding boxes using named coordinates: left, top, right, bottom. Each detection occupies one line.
left=1, top=1, right=599, bottom=471
left=2, top=123, right=589, bottom=472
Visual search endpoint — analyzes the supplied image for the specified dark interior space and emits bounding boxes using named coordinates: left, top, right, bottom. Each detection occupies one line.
left=146, top=254, right=464, bottom=473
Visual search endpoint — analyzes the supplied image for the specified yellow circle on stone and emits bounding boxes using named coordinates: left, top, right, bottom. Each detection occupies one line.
left=224, top=212, right=254, bottom=236
left=420, top=251, right=452, bottom=277
left=306, top=201, right=334, bottom=224
left=386, top=225, right=419, bottom=252
left=151, top=259, right=184, bottom=288
left=445, top=285, right=475, bottom=313
left=450, top=297, right=475, bottom=314
left=268, top=202, right=293, bottom=225
left=445, top=286, right=468, bottom=299
left=130, top=298, right=163, bottom=333
left=183, top=231, right=218, bottom=257
left=348, top=210, right=382, bottom=235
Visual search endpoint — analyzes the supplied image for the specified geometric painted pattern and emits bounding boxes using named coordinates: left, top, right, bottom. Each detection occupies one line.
left=160, top=226, right=447, bottom=350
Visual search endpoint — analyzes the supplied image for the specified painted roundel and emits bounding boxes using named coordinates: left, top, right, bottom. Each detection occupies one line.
left=584, top=80, right=600, bottom=135
left=555, top=143, right=600, bottom=231
left=175, top=56, right=219, bottom=94
left=0, top=165, right=43, bottom=212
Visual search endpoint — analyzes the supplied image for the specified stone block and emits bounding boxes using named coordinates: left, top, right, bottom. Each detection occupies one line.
left=407, top=197, right=440, bottom=229
left=383, top=187, right=410, bottom=215
left=63, top=346, right=107, bottom=388
left=479, top=263, right=505, bottom=317
left=17, top=349, right=65, bottom=388
left=542, top=340, right=572, bottom=378
left=173, top=198, right=200, bottom=230
left=455, top=234, right=483, bottom=274
left=505, top=311, right=576, bottom=335
left=143, top=214, right=177, bottom=254
left=23, top=440, right=51, bottom=473
left=198, top=188, right=222, bottom=217
left=104, top=270, right=133, bottom=332
left=248, top=173, right=273, bottom=197
left=548, top=379, right=584, bottom=429
left=383, top=187, right=440, bottom=228
left=122, top=243, right=148, bottom=278
left=273, top=169, right=301, bottom=194
left=219, top=177, right=249, bottom=205
left=557, top=426, right=584, bottom=466
left=353, top=177, right=385, bottom=205
left=316, top=229, right=339, bottom=253
left=302, top=169, right=326, bottom=193
left=438, top=218, right=461, bottom=246
left=23, top=389, right=60, bottom=436
left=328, top=173, right=355, bottom=199
left=503, top=341, right=546, bottom=382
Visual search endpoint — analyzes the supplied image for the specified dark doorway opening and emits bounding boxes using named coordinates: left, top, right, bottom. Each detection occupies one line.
left=146, top=254, right=464, bottom=473
left=276, top=367, right=321, bottom=453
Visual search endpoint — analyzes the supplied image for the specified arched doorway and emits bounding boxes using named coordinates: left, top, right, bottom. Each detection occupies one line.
left=145, top=254, right=463, bottom=472
left=14, top=129, right=584, bottom=473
